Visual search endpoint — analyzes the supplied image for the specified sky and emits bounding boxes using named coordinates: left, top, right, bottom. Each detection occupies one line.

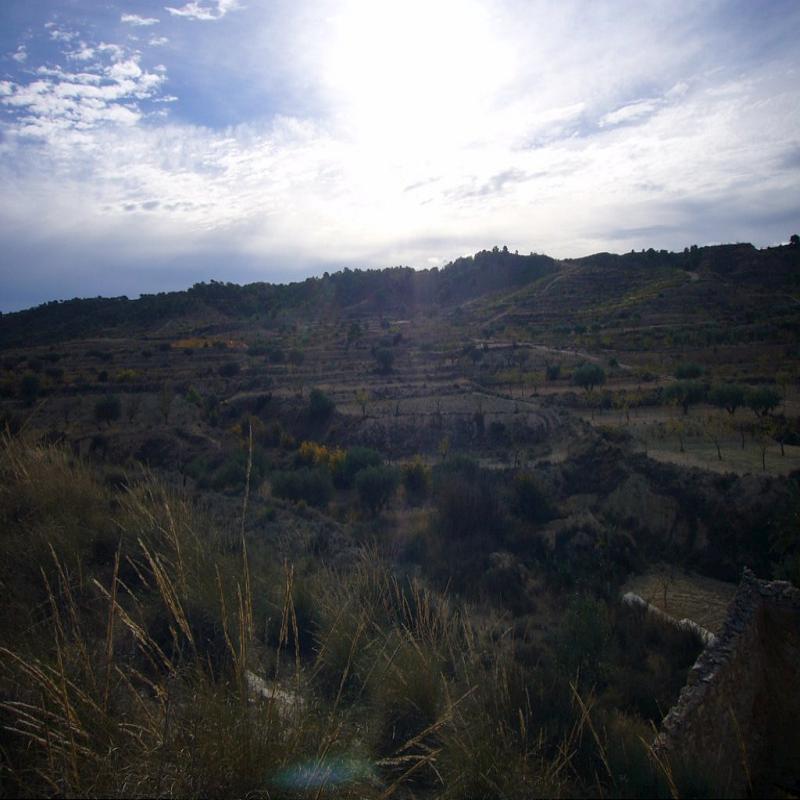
left=0, top=0, right=798, bottom=311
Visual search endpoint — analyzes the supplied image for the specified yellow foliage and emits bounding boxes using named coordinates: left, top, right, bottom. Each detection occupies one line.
left=298, top=440, right=345, bottom=470
left=172, top=336, right=247, bottom=350
left=114, top=369, right=139, bottom=383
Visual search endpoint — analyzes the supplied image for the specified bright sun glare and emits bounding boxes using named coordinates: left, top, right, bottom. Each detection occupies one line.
left=324, top=0, right=515, bottom=160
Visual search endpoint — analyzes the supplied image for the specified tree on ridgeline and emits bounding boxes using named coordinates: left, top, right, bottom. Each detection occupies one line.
left=572, top=363, right=606, bottom=394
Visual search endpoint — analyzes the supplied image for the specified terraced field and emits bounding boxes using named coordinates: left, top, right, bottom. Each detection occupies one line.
left=623, top=568, right=738, bottom=635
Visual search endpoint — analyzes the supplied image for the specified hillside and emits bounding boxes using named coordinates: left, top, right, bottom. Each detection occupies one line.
left=1, top=239, right=799, bottom=797
left=3, top=241, right=797, bottom=349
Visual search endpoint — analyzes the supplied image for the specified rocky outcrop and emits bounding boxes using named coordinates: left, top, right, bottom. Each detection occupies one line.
left=654, top=569, right=800, bottom=797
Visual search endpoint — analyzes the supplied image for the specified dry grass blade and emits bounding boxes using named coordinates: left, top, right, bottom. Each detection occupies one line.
left=91, top=580, right=174, bottom=674
left=215, top=565, right=239, bottom=680
left=103, top=539, right=122, bottom=713
left=240, top=422, right=254, bottom=644
left=569, top=681, right=614, bottom=786
left=137, top=537, right=195, bottom=652
left=640, top=729, right=679, bottom=800
left=332, top=614, right=367, bottom=715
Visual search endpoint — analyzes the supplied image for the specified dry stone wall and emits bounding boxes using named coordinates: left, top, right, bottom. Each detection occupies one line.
left=654, top=569, right=800, bottom=797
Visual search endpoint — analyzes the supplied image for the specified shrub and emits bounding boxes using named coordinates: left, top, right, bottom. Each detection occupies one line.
left=545, top=363, right=561, bottom=381
left=271, top=467, right=332, bottom=507
left=709, top=383, right=746, bottom=415
left=512, top=472, right=555, bottom=523
left=488, top=420, right=508, bottom=445
left=94, top=394, right=121, bottom=426
left=556, top=594, right=611, bottom=688
left=333, top=446, right=382, bottom=489
left=210, top=448, right=268, bottom=492
left=186, top=386, right=203, bottom=407
left=307, top=388, right=335, bottom=424
left=355, top=465, right=399, bottom=515
left=572, top=362, right=606, bottom=392
left=674, top=362, right=704, bottom=380
left=664, top=380, right=706, bottom=414
left=433, top=460, right=503, bottom=541
left=0, top=410, right=21, bottom=435
left=297, top=440, right=345, bottom=471
left=266, top=345, right=285, bottom=364
left=746, top=386, right=781, bottom=417
left=373, top=347, right=394, bottom=374
left=114, top=369, right=139, bottom=383
left=402, top=458, right=430, bottom=505
left=20, top=372, right=41, bottom=405
left=219, top=361, right=241, bottom=378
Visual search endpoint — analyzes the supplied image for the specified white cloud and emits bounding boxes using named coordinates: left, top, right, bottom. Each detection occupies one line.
left=11, top=45, right=27, bottom=63
left=121, top=14, right=160, bottom=27
left=599, top=98, right=662, bottom=128
left=97, top=43, right=125, bottom=60
left=2, top=0, right=800, bottom=308
left=149, top=36, right=170, bottom=46
left=67, top=43, right=96, bottom=61
left=165, top=0, right=240, bottom=21
left=1, top=41, right=165, bottom=141
left=46, top=26, right=77, bottom=43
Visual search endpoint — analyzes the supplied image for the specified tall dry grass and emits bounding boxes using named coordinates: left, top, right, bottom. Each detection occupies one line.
left=0, top=432, right=712, bottom=798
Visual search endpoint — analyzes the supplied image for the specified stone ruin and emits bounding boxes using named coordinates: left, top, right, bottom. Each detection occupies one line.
left=654, top=568, right=800, bottom=797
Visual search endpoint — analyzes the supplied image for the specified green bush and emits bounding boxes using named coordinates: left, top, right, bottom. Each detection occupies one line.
left=271, top=467, right=332, bottom=507
left=402, top=458, right=430, bottom=505
left=94, top=394, right=121, bottom=426
left=746, top=386, right=781, bottom=417
left=218, top=361, right=240, bottom=378
left=373, top=347, right=394, bottom=374
left=674, top=362, right=704, bottom=380
left=664, top=380, right=706, bottom=414
left=556, top=594, right=611, bottom=689
left=355, top=465, right=399, bottom=515
left=333, top=446, right=382, bottom=489
left=572, top=362, right=606, bottom=392
left=433, top=461, right=503, bottom=541
left=20, top=372, right=41, bottom=406
left=512, top=472, right=555, bottom=524
left=307, top=388, right=335, bottom=424
left=709, top=383, right=746, bottom=415
left=210, top=448, right=268, bottom=492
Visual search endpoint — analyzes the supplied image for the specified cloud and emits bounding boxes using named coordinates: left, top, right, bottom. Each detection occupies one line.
left=165, top=0, right=240, bottom=21
left=66, top=43, right=96, bottom=61
left=2, top=0, right=800, bottom=309
left=149, top=36, right=170, bottom=46
left=11, top=46, right=27, bottom=64
left=45, top=25, right=77, bottom=43
left=599, top=98, right=662, bottom=128
left=0, top=37, right=165, bottom=140
left=121, top=14, right=160, bottom=27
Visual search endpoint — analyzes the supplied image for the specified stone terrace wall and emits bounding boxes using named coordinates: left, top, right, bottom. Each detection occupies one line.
left=654, top=569, right=800, bottom=797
